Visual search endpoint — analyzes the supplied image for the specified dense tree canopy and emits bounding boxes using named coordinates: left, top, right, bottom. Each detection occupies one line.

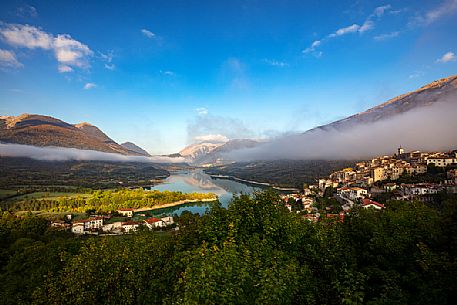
left=1, top=191, right=456, bottom=304
left=4, top=189, right=216, bottom=213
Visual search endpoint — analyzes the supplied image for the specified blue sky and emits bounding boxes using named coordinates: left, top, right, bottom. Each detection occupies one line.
left=0, top=0, right=456, bottom=154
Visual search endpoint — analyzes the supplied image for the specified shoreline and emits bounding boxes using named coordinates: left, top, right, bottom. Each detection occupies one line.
left=133, top=197, right=218, bottom=212
left=208, top=174, right=300, bottom=192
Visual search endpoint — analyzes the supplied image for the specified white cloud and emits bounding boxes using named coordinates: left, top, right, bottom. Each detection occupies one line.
left=160, top=70, right=175, bottom=76
left=329, top=24, right=360, bottom=37
left=263, top=59, right=288, bottom=67
left=53, top=34, right=92, bottom=68
left=58, top=65, right=73, bottom=73
left=194, top=134, right=229, bottom=143
left=0, top=24, right=53, bottom=49
left=83, top=82, right=96, bottom=90
left=99, top=51, right=115, bottom=70
left=187, top=113, right=255, bottom=144
left=437, top=51, right=456, bottom=63
left=141, top=28, right=155, bottom=39
left=303, top=5, right=393, bottom=55
left=311, top=40, right=321, bottom=48
left=196, top=107, right=208, bottom=116
left=303, top=40, right=321, bottom=53
left=99, top=51, right=113, bottom=62
left=411, top=0, right=457, bottom=26
left=16, top=5, right=38, bottom=18
left=0, top=143, right=185, bottom=163
left=424, top=0, right=457, bottom=24
left=0, top=23, right=92, bottom=72
left=374, top=31, right=400, bottom=41
left=104, top=63, right=115, bottom=70
left=0, top=49, right=23, bottom=68
left=374, top=4, right=392, bottom=17
left=359, top=20, right=374, bottom=33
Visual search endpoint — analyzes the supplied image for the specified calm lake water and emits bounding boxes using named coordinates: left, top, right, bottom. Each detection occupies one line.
left=143, top=170, right=260, bottom=216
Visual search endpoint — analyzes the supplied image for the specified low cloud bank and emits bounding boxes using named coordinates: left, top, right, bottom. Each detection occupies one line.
left=228, top=99, right=457, bottom=161
left=0, top=143, right=186, bottom=163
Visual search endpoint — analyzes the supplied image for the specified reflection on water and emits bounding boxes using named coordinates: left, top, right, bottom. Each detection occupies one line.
left=144, top=170, right=260, bottom=216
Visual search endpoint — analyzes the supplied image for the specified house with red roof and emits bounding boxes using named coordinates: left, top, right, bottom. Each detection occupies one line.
left=362, top=199, right=385, bottom=210
left=144, top=217, right=166, bottom=229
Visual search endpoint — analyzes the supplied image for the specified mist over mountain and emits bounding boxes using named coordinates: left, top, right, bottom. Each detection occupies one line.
left=0, top=143, right=184, bottom=163
left=228, top=75, right=457, bottom=161
left=312, top=75, right=457, bottom=132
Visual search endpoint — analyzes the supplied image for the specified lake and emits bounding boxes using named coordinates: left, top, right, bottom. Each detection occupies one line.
left=142, top=170, right=261, bottom=216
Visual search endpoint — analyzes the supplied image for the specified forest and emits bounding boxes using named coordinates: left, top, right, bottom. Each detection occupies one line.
left=1, top=190, right=456, bottom=304
left=2, top=189, right=216, bottom=213
left=0, top=157, right=171, bottom=189
left=204, top=160, right=358, bottom=188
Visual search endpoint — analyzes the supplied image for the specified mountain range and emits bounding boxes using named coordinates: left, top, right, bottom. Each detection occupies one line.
left=311, top=74, right=457, bottom=132
left=1, top=74, right=456, bottom=163
left=0, top=114, right=150, bottom=156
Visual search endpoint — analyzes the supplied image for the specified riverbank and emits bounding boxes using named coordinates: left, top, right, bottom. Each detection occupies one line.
left=208, top=174, right=300, bottom=192
left=134, top=197, right=218, bottom=212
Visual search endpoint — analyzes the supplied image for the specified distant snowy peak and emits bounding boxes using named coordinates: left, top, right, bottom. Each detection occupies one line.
left=179, top=139, right=260, bottom=164
left=179, top=142, right=224, bottom=160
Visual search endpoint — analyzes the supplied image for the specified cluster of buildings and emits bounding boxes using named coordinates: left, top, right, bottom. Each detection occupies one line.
left=51, top=209, right=175, bottom=235
left=319, top=148, right=457, bottom=190
left=340, top=148, right=455, bottom=206
left=280, top=147, right=457, bottom=221
left=280, top=191, right=385, bottom=223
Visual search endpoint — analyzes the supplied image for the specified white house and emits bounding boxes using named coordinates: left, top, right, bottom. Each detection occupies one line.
left=362, top=199, right=385, bottom=210
left=348, top=187, right=368, bottom=200
left=117, top=208, right=134, bottom=218
left=71, top=223, right=85, bottom=234
left=122, top=221, right=142, bottom=233
left=83, top=217, right=104, bottom=229
left=72, top=217, right=104, bottom=233
left=144, top=217, right=166, bottom=229
left=161, top=216, right=174, bottom=226
left=101, top=221, right=123, bottom=233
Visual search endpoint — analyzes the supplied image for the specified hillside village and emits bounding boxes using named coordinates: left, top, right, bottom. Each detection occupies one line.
left=280, top=147, right=457, bottom=221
